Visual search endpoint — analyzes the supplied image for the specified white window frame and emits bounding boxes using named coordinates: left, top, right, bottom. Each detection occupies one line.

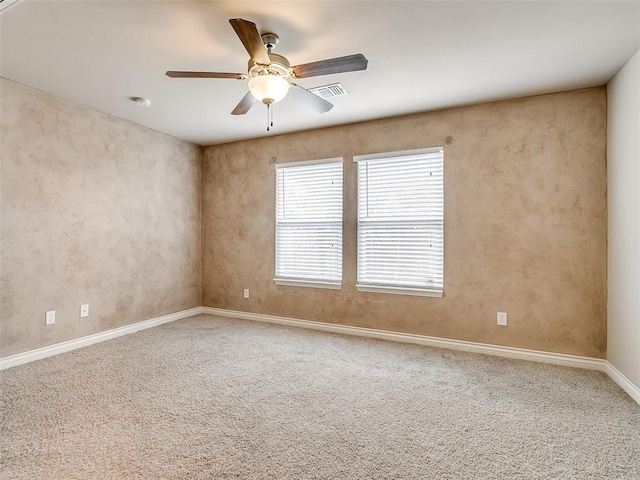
left=274, top=158, right=343, bottom=289
left=354, top=147, right=444, bottom=297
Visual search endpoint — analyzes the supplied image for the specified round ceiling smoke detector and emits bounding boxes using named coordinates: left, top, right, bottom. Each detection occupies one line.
left=133, top=97, right=151, bottom=107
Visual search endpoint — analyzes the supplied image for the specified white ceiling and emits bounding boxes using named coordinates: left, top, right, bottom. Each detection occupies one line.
left=1, top=1, right=639, bottom=146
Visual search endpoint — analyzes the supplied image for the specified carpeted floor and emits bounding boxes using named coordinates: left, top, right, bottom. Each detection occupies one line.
left=1, top=314, right=639, bottom=479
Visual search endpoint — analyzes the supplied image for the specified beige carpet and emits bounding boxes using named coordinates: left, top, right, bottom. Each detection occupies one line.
left=1, top=314, right=639, bottom=479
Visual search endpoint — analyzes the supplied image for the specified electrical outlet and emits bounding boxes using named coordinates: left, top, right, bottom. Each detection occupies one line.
left=243, top=289, right=250, bottom=299
left=497, top=312, right=508, bottom=326
left=45, top=310, right=56, bottom=325
left=80, top=304, right=89, bottom=318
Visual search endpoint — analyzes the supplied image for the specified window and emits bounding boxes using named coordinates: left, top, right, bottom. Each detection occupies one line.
left=354, top=147, right=444, bottom=297
left=275, top=158, right=343, bottom=288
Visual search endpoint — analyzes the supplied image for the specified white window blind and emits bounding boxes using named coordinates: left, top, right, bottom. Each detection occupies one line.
left=275, top=159, right=343, bottom=288
left=355, top=147, right=444, bottom=296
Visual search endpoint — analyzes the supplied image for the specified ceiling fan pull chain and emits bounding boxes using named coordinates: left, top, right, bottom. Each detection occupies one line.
left=266, top=102, right=275, bottom=132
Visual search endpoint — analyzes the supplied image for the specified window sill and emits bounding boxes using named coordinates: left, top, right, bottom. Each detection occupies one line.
left=356, top=284, right=443, bottom=298
left=274, top=278, right=342, bottom=290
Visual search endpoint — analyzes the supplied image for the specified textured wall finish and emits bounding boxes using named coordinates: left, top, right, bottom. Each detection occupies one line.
left=607, top=48, right=640, bottom=387
left=203, top=88, right=607, bottom=358
left=1, top=78, right=202, bottom=357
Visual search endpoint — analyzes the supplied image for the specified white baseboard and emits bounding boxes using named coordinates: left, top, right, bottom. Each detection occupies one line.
left=202, top=307, right=606, bottom=370
left=3, top=305, right=637, bottom=405
left=0, top=307, right=203, bottom=370
left=203, top=307, right=640, bottom=405
left=605, top=362, right=640, bottom=405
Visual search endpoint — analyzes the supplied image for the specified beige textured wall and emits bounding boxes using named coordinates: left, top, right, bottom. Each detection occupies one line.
left=203, top=88, right=607, bottom=358
left=1, top=78, right=202, bottom=357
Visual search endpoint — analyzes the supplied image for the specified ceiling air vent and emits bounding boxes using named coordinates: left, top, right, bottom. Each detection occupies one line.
left=308, top=83, right=349, bottom=99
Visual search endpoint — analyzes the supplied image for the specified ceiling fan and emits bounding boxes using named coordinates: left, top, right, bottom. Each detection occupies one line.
left=166, top=18, right=368, bottom=126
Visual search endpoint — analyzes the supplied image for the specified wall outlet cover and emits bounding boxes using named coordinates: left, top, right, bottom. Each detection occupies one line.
left=45, top=310, right=56, bottom=325
left=80, top=304, right=89, bottom=318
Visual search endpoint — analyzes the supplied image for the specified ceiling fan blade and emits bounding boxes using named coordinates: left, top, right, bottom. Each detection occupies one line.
left=231, top=91, right=257, bottom=115
left=229, top=18, right=271, bottom=66
left=292, top=54, right=368, bottom=79
left=288, top=84, right=333, bottom=113
left=166, top=71, right=246, bottom=79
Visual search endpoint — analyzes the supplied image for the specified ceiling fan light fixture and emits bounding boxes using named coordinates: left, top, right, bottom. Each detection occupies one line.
left=248, top=75, right=289, bottom=104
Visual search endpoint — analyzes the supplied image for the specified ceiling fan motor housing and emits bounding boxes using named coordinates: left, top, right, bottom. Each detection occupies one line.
left=248, top=53, right=291, bottom=78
